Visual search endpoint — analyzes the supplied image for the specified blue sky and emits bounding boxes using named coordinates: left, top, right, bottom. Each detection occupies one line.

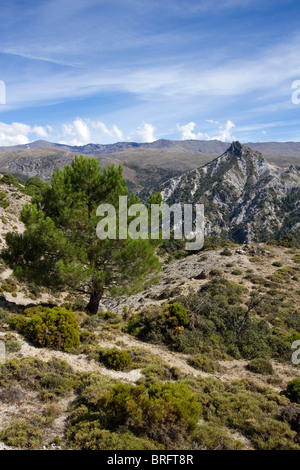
left=0, top=0, right=300, bottom=146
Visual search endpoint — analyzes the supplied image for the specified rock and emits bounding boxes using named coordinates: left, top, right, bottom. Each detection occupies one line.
left=220, top=248, right=232, bottom=256
left=193, top=270, right=207, bottom=280
left=156, top=286, right=181, bottom=300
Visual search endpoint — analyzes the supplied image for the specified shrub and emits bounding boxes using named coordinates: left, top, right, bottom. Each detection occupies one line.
left=194, top=377, right=299, bottom=450
left=279, top=404, right=300, bottom=435
left=22, top=306, right=80, bottom=351
left=209, top=269, right=223, bottom=277
left=5, top=339, right=22, bottom=352
left=232, top=269, right=243, bottom=275
left=99, top=348, right=132, bottom=371
left=128, top=278, right=278, bottom=360
left=40, top=372, right=68, bottom=394
left=0, top=385, right=25, bottom=403
left=80, top=329, right=98, bottom=344
left=247, top=358, right=274, bottom=375
left=98, top=382, right=202, bottom=447
left=272, top=261, right=283, bottom=267
left=159, top=303, right=189, bottom=329
left=69, top=381, right=202, bottom=449
left=192, top=423, right=242, bottom=450
left=0, top=418, right=43, bottom=449
left=0, top=191, right=9, bottom=209
left=283, top=379, right=300, bottom=404
left=67, top=422, right=162, bottom=450
left=220, top=249, right=232, bottom=256
left=0, top=357, right=79, bottom=395
left=0, top=173, right=21, bottom=187
left=0, top=308, right=9, bottom=327
left=141, top=364, right=182, bottom=382
left=187, top=354, right=217, bottom=373
left=1, top=282, right=17, bottom=293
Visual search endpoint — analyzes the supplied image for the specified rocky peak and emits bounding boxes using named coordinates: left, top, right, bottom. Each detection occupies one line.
left=159, top=142, right=300, bottom=243
left=228, top=140, right=243, bottom=157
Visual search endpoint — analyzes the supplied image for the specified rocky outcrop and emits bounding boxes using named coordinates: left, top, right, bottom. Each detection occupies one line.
left=160, top=142, right=300, bottom=243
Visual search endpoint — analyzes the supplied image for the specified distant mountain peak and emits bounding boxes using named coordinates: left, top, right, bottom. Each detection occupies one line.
left=222, top=141, right=263, bottom=162
left=229, top=140, right=243, bottom=154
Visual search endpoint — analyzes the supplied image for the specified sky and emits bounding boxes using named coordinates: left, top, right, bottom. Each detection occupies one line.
left=0, top=0, right=300, bottom=146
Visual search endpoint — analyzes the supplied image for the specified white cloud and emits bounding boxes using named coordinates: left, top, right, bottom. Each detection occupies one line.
left=177, top=120, right=236, bottom=142
left=61, top=118, right=91, bottom=146
left=0, top=121, right=50, bottom=146
left=177, top=122, right=209, bottom=140
left=212, top=120, right=236, bottom=141
left=0, top=118, right=156, bottom=147
left=32, top=125, right=52, bottom=138
left=60, top=118, right=123, bottom=145
left=91, top=121, right=123, bottom=141
left=133, top=123, right=156, bottom=143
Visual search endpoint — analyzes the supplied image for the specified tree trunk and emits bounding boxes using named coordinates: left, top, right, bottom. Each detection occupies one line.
left=86, top=289, right=103, bottom=315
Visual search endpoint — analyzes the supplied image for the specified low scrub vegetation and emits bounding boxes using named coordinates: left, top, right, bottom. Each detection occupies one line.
left=9, top=306, right=80, bottom=351
left=127, top=279, right=293, bottom=361
left=66, top=377, right=202, bottom=450
left=99, top=347, right=132, bottom=370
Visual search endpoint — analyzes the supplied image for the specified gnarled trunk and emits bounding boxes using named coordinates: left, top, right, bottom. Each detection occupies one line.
left=86, top=289, right=103, bottom=315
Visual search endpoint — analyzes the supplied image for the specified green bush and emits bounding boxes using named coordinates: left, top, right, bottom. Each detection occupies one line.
left=187, top=354, right=217, bottom=373
left=192, top=423, right=242, bottom=450
left=67, top=421, right=162, bottom=450
left=0, top=357, right=80, bottom=396
left=0, top=173, right=22, bottom=187
left=141, top=364, right=182, bottom=382
left=80, top=329, right=98, bottom=344
left=232, top=269, right=243, bottom=275
left=99, top=348, right=132, bottom=371
left=193, top=376, right=299, bottom=450
left=283, top=379, right=300, bottom=404
left=20, top=306, right=80, bottom=351
left=247, top=358, right=274, bottom=375
left=128, top=279, right=278, bottom=360
left=0, top=191, right=9, bottom=209
left=99, top=382, right=201, bottom=435
left=159, top=303, right=189, bottom=329
left=68, top=381, right=202, bottom=449
left=220, top=249, right=233, bottom=256
left=0, top=308, right=9, bottom=326
left=0, top=418, right=43, bottom=449
left=5, top=339, right=22, bottom=352
left=209, top=269, right=223, bottom=277
left=40, top=372, right=68, bottom=394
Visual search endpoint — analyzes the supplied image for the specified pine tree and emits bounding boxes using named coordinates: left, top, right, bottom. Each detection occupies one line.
left=1, top=156, right=161, bottom=314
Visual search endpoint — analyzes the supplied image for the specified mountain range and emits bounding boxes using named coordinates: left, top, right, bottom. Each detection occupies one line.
left=0, top=139, right=299, bottom=195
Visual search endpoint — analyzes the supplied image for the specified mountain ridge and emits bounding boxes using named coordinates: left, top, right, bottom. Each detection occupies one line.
left=159, top=141, right=300, bottom=243
left=1, top=138, right=300, bottom=158
left=0, top=138, right=299, bottom=195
